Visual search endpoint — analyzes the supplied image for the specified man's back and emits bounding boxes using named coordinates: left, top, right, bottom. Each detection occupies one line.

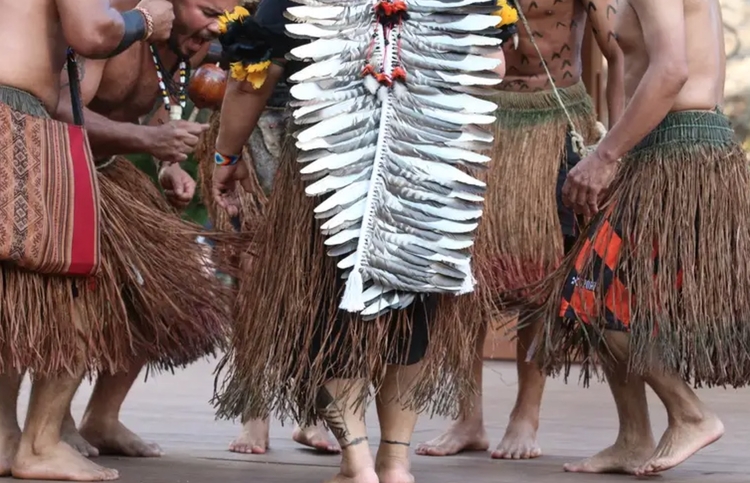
left=0, top=0, right=67, bottom=112
left=617, top=0, right=726, bottom=111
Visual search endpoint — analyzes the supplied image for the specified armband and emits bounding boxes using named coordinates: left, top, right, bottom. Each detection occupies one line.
left=215, top=152, right=241, bottom=166
left=108, top=10, right=148, bottom=57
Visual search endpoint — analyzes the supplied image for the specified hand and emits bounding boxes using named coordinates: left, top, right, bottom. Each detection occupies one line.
left=212, top=161, right=249, bottom=218
left=137, top=0, right=175, bottom=42
left=159, top=162, right=196, bottom=209
left=561, top=150, right=619, bottom=218
left=146, top=120, right=209, bottom=164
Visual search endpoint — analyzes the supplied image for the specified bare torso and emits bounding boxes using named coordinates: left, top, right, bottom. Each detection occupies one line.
left=88, top=43, right=171, bottom=123
left=501, top=0, right=589, bottom=92
left=616, top=0, right=726, bottom=110
left=0, top=0, right=68, bottom=112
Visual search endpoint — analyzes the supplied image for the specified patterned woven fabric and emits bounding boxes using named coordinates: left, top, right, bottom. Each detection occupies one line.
left=559, top=211, right=633, bottom=331
left=0, top=94, right=100, bottom=276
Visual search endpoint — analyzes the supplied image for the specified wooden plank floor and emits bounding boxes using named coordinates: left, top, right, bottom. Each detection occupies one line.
left=14, top=357, right=750, bottom=482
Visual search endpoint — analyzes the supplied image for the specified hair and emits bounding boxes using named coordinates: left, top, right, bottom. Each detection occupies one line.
left=241, top=0, right=259, bottom=15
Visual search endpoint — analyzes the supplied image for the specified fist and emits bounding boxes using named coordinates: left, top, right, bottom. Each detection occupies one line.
left=147, top=120, right=209, bottom=164
left=159, top=163, right=196, bottom=209
left=137, top=0, right=175, bottom=42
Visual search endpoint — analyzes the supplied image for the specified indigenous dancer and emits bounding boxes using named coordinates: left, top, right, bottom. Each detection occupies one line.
left=194, top=73, right=339, bottom=454
left=0, top=0, right=175, bottom=481
left=211, top=1, right=517, bottom=482
left=54, top=0, right=241, bottom=460
left=417, top=0, right=624, bottom=459
left=521, top=0, right=744, bottom=475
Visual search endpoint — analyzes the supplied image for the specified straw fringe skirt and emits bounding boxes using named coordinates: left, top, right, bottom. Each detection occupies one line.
left=520, top=110, right=750, bottom=388
left=214, top=126, right=480, bottom=424
left=427, top=84, right=599, bottom=398
left=93, top=158, right=233, bottom=372
left=0, top=86, right=110, bottom=376
left=475, top=81, right=599, bottom=301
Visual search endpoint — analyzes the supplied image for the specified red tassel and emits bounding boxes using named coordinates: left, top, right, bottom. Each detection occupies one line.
left=392, top=66, right=406, bottom=82
left=362, top=64, right=376, bottom=77
left=375, top=72, right=392, bottom=86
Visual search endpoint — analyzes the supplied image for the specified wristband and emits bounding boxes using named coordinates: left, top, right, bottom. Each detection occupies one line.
left=109, top=10, right=148, bottom=57
left=134, top=6, right=155, bottom=41
left=214, top=152, right=241, bottom=166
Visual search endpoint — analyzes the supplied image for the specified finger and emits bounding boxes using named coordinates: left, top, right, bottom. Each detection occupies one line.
left=184, top=182, right=196, bottom=200
left=561, top=180, right=575, bottom=209
left=173, top=180, right=184, bottom=196
left=175, top=153, right=188, bottom=163
left=573, top=188, right=589, bottom=216
left=182, top=134, right=200, bottom=148
left=183, top=123, right=210, bottom=135
left=585, top=189, right=599, bottom=217
left=214, top=193, right=227, bottom=209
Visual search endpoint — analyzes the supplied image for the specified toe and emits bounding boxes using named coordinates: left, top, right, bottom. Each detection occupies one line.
left=491, top=449, right=507, bottom=459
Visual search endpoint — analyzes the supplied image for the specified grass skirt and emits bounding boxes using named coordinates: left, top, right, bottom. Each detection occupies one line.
left=214, top=129, right=479, bottom=424
left=0, top=86, right=107, bottom=376
left=94, top=158, right=235, bottom=372
left=519, top=110, right=750, bottom=388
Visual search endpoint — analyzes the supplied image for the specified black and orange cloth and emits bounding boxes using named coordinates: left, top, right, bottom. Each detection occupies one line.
left=217, top=1, right=304, bottom=89
left=520, top=109, right=750, bottom=388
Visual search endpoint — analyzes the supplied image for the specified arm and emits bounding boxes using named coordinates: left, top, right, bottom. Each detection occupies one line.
left=594, top=0, right=688, bottom=163
left=56, top=56, right=154, bottom=157
left=215, top=65, right=285, bottom=157
left=56, top=0, right=144, bottom=59
left=583, top=0, right=625, bottom=126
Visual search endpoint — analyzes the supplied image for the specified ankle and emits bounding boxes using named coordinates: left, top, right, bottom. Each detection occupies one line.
left=615, top=429, right=655, bottom=448
left=508, top=406, right=540, bottom=426
left=19, top=431, right=59, bottom=456
left=340, top=440, right=374, bottom=476
left=80, top=410, right=118, bottom=429
left=0, top=417, right=21, bottom=438
left=375, top=451, right=410, bottom=472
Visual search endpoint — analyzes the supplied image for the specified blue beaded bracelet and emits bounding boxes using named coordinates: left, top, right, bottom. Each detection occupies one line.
left=215, top=152, right=240, bottom=166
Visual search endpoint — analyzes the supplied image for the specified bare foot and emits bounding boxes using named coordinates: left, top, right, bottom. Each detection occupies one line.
left=415, top=421, right=489, bottom=457
left=376, top=460, right=415, bottom=483
left=62, top=419, right=99, bottom=458
left=491, top=417, right=541, bottom=460
left=292, top=424, right=341, bottom=454
left=12, top=440, right=119, bottom=481
left=563, top=442, right=655, bottom=474
left=0, top=431, right=20, bottom=476
left=325, top=467, right=379, bottom=483
left=229, top=419, right=269, bottom=454
left=80, top=419, right=163, bottom=458
left=635, top=412, right=724, bottom=476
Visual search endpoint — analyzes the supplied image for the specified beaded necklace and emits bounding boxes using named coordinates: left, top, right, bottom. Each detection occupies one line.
left=149, top=45, right=189, bottom=121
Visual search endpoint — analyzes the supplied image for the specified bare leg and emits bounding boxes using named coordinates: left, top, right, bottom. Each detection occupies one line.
left=492, top=313, right=544, bottom=459
left=317, top=379, right=377, bottom=483
left=12, top=373, right=119, bottom=481
left=79, top=361, right=163, bottom=457
left=292, top=422, right=341, bottom=454
left=563, top=348, right=656, bottom=474
left=375, top=363, right=423, bottom=483
left=229, top=416, right=270, bottom=454
left=61, top=402, right=99, bottom=458
left=628, top=329, right=724, bottom=475
left=0, top=371, right=24, bottom=475
left=416, top=325, right=489, bottom=457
